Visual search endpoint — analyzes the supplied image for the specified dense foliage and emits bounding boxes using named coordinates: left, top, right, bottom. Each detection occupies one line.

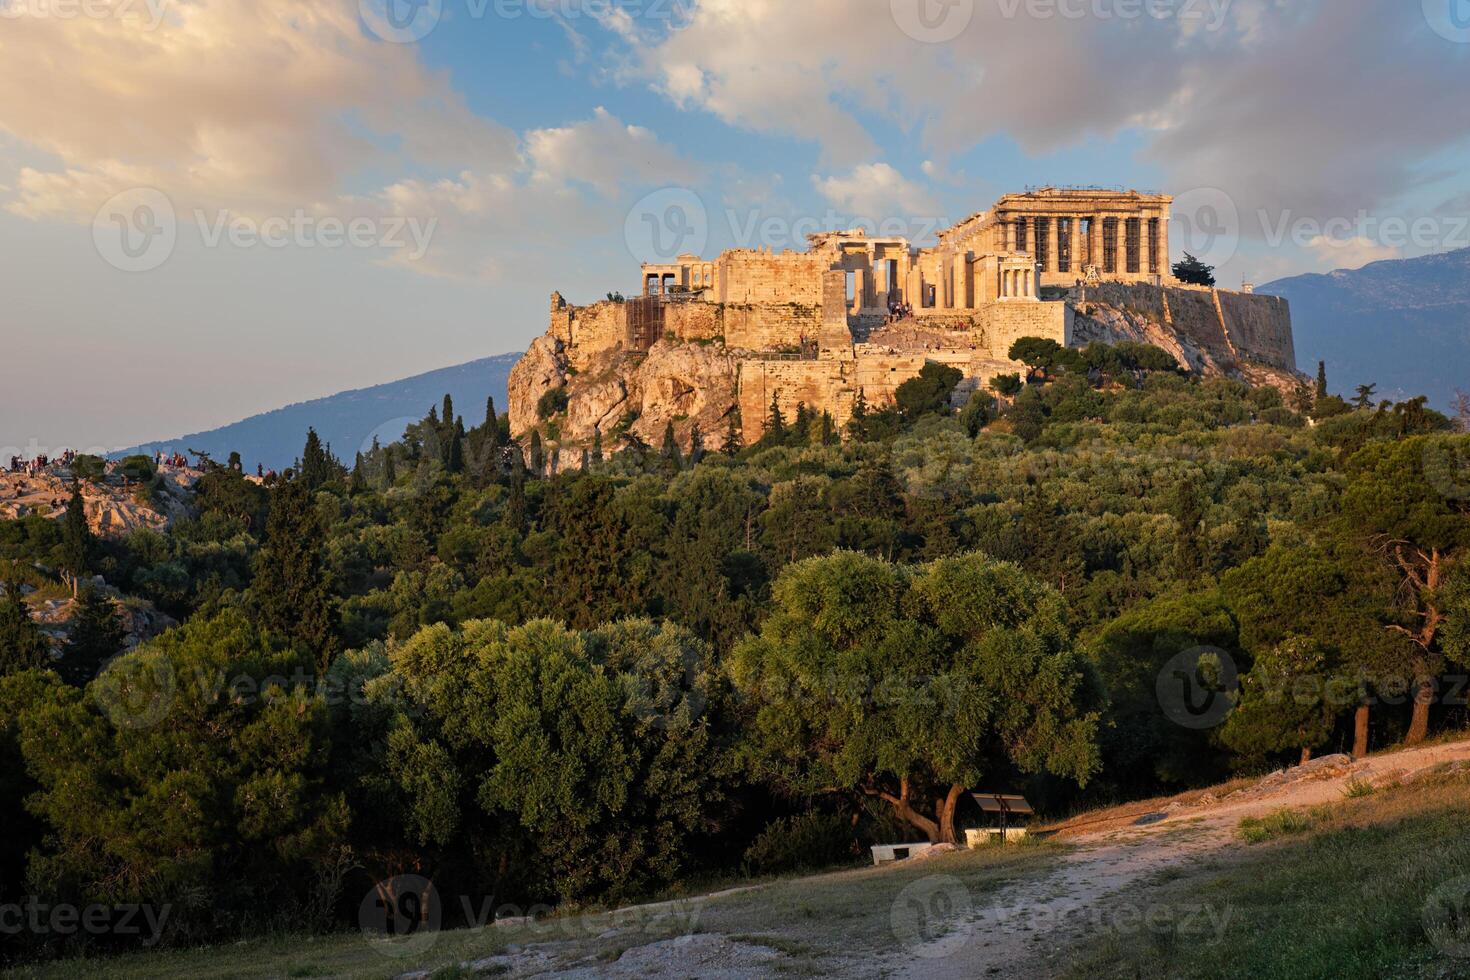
left=2, top=343, right=1467, bottom=961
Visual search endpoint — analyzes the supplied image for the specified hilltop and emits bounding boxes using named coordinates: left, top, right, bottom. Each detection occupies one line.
left=113, top=354, right=518, bottom=472
left=1261, top=247, right=1470, bottom=410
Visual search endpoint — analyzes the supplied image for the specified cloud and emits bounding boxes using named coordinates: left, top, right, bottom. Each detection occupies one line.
left=1304, top=235, right=1402, bottom=273
left=525, top=107, right=700, bottom=196
left=813, top=163, right=937, bottom=219
left=0, top=0, right=517, bottom=221
left=626, top=0, right=1470, bottom=233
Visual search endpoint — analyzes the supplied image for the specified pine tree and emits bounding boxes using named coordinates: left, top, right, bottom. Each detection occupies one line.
left=60, top=482, right=93, bottom=585
left=1315, top=361, right=1329, bottom=400
left=848, top=389, right=869, bottom=440
left=254, top=481, right=339, bottom=672
left=529, top=431, right=545, bottom=476
left=819, top=411, right=835, bottom=446
left=0, top=587, right=49, bottom=677
left=61, top=585, right=125, bottom=686
left=1352, top=383, right=1378, bottom=410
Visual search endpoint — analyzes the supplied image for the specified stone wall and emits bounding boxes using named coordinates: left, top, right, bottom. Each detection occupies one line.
left=973, top=302, right=1074, bottom=357
left=722, top=303, right=824, bottom=351
left=1077, top=282, right=1294, bottom=371
left=716, top=250, right=826, bottom=305
left=664, top=301, right=722, bottom=343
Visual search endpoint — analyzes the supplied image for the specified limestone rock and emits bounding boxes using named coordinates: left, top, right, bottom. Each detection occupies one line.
left=506, top=334, right=568, bottom=436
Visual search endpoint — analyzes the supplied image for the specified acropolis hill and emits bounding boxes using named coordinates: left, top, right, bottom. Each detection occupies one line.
left=508, top=188, right=1298, bottom=453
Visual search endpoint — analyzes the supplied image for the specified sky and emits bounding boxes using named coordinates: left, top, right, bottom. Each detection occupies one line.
left=3, top=0, right=1470, bottom=453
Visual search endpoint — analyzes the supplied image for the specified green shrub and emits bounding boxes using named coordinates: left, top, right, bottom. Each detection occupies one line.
left=742, top=812, right=855, bottom=876
left=537, top=387, right=569, bottom=419
left=1238, top=807, right=1324, bottom=843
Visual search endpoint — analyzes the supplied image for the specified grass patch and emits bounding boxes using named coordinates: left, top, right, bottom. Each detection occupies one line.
left=1062, top=770, right=1470, bottom=979
left=1342, top=777, right=1377, bottom=799
left=1237, top=806, right=1326, bottom=843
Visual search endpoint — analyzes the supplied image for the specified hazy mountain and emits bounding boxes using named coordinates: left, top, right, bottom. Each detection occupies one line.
left=1259, top=248, right=1470, bottom=410
left=117, top=353, right=519, bottom=472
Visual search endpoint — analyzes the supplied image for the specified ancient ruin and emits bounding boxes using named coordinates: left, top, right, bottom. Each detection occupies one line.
left=509, top=188, right=1297, bottom=453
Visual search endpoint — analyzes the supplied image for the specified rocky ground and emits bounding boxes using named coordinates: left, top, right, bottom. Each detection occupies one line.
left=0, top=465, right=196, bottom=536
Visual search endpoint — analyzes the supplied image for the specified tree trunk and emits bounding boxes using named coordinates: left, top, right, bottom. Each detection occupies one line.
left=876, top=777, right=941, bottom=843
left=1353, top=703, right=1370, bottom=758
left=1407, top=677, right=1434, bottom=745
left=937, top=784, right=965, bottom=845
left=1299, top=746, right=1313, bottom=766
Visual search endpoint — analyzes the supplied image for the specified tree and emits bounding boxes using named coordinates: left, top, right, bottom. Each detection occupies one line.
left=764, top=393, right=786, bottom=445
left=1170, top=472, right=1208, bottom=579
left=61, top=585, right=126, bottom=687
left=730, top=552, right=1100, bottom=844
left=1353, top=383, right=1378, bottom=410
left=59, top=482, right=93, bottom=587
left=1315, top=361, right=1329, bottom=401
left=0, top=589, right=49, bottom=677
left=660, top=421, right=682, bottom=471
left=17, top=611, right=347, bottom=933
left=723, top=412, right=742, bottom=456
left=299, top=428, right=335, bottom=492
left=591, top=426, right=604, bottom=465
left=1337, top=436, right=1470, bottom=743
left=689, top=422, right=705, bottom=464
left=895, top=363, right=963, bottom=419
left=349, top=453, right=367, bottom=495
left=254, top=480, right=339, bottom=671
left=991, top=374, right=1024, bottom=397
left=1173, top=252, right=1216, bottom=287
left=529, top=431, right=545, bottom=477
left=447, top=419, right=466, bottom=475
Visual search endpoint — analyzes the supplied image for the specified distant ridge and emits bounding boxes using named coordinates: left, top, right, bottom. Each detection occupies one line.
left=1259, top=247, right=1470, bottom=410
left=116, top=353, right=519, bottom=471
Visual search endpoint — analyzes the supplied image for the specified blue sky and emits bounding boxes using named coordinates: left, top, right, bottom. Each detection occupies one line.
left=3, top=0, right=1469, bottom=451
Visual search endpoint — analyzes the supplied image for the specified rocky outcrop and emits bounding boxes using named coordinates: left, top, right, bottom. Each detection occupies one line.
left=508, top=336, right=740, bottom=455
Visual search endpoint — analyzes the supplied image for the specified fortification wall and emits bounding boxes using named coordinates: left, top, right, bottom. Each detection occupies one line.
left=664, top=302, right=722, bottom=343
left=553, top=300, right=629, bottom=371
left=717, top=251, right=826, bottom=305
left=1078, top=282, right=1294, bottom=371
left=722, top=304, right=823, bottom=351
left=974, top=302, right=1073, bottom=357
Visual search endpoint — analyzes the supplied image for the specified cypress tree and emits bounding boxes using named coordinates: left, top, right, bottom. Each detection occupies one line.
left=723, top=411, right=742, bottom=456
left=689, top=422, right=704, bottom=465
left=1315, top=361, right=1329, bottom=400
left=383, top=448, right=397, bottom=489
left=504, top=452, right=528, bottom=534
left=661, top=421, right=682, bottom=470
left=254, top=481, right=339, bottom=672
left=442, top=394, right=455, bottom=430
left=448, top=419, right=466, bottom=474
left=591, top=427, right=603, bottom=465
left=820, top=411, right=835, bottom=446
left=350, top=453, right=367, bottom=495
left=299, top=428, right=333, bottom=491
left=60, top=482, right=93, bottom=585
left=580, top=448, right=590, bottom=472
left=529, top=431, right=545, bottom=477
left=766, top=393, right=786, bottom=443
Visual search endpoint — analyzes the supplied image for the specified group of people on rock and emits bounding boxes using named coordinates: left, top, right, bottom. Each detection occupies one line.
left=156, top=451, right=189, bottom=469
left=885, top=298, right=915, bottom=323
left=8, top=453, right=63, bottom=476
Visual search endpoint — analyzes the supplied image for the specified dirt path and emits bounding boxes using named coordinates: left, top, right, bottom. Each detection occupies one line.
left=882, top=740, right=1470, bottom=979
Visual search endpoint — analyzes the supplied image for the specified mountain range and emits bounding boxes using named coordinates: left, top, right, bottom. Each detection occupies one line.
left=116, top=354, right=518, bottom=472
left=1260, top=247, right=1470, bottom=409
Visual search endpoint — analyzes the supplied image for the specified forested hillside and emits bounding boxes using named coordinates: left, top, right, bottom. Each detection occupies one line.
left=2, top=344, right=1468, bottom=964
